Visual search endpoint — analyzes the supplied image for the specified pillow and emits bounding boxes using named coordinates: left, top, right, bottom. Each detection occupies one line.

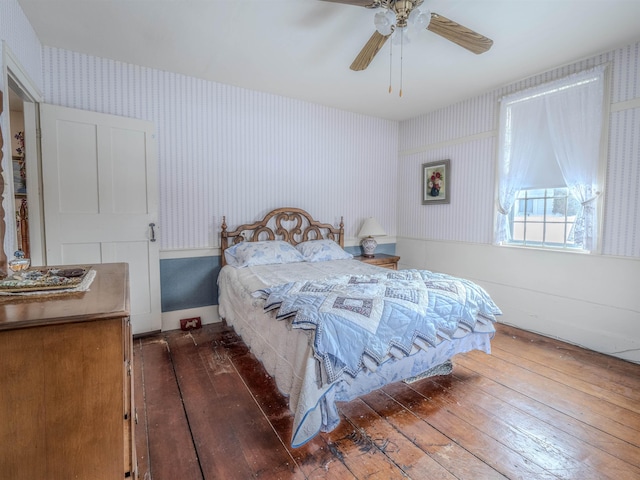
left=296, top=239, right=353, bottom=262
left=224, top=240, right=305, bottom=268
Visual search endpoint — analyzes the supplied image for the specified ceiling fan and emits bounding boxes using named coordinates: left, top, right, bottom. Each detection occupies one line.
left=321, top=0, right=493, bottom=71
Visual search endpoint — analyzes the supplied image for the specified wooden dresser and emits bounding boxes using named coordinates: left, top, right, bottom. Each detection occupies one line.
left=0, top=263, right=136, bottom=479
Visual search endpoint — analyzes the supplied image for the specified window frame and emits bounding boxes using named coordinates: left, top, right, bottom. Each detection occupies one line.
left=494, top=65, right=610, bottom=254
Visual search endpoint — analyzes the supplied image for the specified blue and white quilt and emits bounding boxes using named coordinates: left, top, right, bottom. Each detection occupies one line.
left=255, top=269, right=502, bottom=386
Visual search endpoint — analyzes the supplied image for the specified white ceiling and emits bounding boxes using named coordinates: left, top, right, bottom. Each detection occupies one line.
left=17, top=0, right=640, bottom=121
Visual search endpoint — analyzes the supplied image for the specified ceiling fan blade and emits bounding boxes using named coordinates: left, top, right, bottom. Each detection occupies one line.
left=427, top=13, right=493, bottom=54
left=319, top=0, right=379, bottom=7
left=350, top=31, right=390, bottom=71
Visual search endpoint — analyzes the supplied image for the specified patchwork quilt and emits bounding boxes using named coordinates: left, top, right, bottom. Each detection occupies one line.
left=255, top=269, right=502, bottom=386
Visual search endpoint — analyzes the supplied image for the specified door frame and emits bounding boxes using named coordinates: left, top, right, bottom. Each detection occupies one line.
left=2, top=42, right=44, bottom=266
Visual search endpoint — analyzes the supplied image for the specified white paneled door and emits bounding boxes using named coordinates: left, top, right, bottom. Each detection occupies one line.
left=40, top=104, right=161, bottom=334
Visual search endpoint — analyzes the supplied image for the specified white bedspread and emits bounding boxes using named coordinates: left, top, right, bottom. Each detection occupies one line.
left=218, top=260, right=495, bottom=447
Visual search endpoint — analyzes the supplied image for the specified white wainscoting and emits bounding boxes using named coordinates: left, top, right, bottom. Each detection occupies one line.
left=397, top=237, right=640, bottom=364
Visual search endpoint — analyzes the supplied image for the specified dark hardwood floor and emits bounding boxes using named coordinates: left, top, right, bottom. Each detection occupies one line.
left=133, top=322, right=640, bottom=480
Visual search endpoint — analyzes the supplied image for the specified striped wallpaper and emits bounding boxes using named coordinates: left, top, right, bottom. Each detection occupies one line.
left=0, top=0, right=42, bottom=92
left=42, top=48, right=399, bottom=251
left=397, top=135, right=496, bottom=244
left=2, top=0, right=639, bottom=259
left=606, top=107, right=640, bottom=258
left=398, top=41, right=640, bottom=258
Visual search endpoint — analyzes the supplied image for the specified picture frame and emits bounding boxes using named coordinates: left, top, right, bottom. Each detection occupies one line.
left=422, top=159, right=450, bottom=205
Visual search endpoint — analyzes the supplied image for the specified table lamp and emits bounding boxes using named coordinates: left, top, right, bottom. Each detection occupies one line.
left=358, top=217, right=386, bottom=257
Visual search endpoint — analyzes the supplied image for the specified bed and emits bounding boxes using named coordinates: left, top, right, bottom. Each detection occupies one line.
left=217, top=207, right=501, bottom=447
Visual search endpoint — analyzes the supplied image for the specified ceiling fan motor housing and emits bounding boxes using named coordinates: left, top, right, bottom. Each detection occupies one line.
left=392, top=0, right=423, bottom=27
left=372, top=0, right=424, bottom=27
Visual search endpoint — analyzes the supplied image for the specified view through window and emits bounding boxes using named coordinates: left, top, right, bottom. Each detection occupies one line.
left=510, top=188, right=581, bottom=248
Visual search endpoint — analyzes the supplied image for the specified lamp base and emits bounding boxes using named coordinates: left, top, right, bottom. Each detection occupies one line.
left=361, top=236, right=377, bottom=258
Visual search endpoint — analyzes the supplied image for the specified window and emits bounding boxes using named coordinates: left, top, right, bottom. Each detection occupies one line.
left=495, top=65, right=607, bottom=252
left=510, top=188, right=581, bottom=248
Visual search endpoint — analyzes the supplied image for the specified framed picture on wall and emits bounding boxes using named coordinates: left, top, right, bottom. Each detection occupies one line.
left=422, top=159, right=450, bottom=205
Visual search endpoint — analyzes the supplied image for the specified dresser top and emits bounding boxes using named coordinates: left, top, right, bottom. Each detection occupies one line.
left=0, top=263, right=129, bottom=331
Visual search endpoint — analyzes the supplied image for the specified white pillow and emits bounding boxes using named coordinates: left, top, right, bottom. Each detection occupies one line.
left=296, top=239, right=353, bottom=262
left=224, top=240, right=305, bottom=268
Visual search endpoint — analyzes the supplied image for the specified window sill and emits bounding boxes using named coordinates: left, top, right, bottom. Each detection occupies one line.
left=498, top=243, right=594, bottom=255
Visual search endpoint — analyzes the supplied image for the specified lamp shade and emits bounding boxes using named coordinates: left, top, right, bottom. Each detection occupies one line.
left=358, top=217, right=386, bottom=238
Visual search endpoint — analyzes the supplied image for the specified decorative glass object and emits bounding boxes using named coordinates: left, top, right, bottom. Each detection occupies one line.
left=9, top=250, right=30, bottom=273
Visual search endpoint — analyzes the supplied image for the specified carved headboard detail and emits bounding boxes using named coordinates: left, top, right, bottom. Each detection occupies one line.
left=220, top=207, right=344, bottom=266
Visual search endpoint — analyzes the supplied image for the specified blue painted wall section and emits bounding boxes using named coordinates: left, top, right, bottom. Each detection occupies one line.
left=159, top=243, right=396, bottom=312
left=160, top=256, right=221, bottom=312
left=344, top=243, right=396, bottom=256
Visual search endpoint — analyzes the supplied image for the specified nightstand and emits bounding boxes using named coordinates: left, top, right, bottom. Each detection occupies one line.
left=354, top=253, right=400, bottom=270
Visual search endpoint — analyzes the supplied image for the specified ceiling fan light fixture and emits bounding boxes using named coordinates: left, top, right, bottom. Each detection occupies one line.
left=374, top=8, right=396, bottom=36
left=409, top=7, right=431, bottom=30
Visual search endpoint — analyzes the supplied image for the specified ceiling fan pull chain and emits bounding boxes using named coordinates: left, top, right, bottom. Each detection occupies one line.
left=388, top=32, right=393, bottom=94
left=399, top=28, right=404, bottom=97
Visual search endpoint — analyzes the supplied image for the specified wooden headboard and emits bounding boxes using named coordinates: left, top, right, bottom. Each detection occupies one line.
left=220, top=207, right=344, bottom=266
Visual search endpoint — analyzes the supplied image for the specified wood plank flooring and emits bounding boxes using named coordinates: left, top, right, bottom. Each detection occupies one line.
left=133, top=322, right=640, bottom=480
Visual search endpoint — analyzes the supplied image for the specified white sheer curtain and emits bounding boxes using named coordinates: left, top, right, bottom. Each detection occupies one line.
left=495, top=88, right=549, bottom=243
left=545, top=66, right=605, bottom=251
left=495, top=65, right=606, bottom=250
left=495, top=97, right=547, bottom=243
